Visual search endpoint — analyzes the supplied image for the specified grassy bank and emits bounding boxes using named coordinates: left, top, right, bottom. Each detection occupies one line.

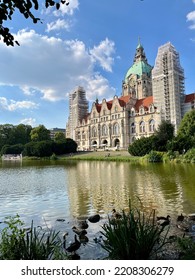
left=64, top=150, right=140, bottom=162
left=21, top=149, right=194, bottom=163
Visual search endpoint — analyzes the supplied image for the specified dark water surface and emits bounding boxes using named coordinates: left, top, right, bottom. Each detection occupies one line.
left=0, top=160, right=194, bottom=259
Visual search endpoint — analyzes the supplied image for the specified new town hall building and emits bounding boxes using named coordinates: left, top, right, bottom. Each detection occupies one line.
left=66, top=41, right=195, bottom=150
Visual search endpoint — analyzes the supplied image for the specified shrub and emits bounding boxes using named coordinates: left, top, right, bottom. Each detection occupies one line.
left=147, top=151, right=163, bottom=162
left=23, top=141, right=53, bottom=157
left=128, top=136, right=155, bottom=156
left=183, top=148, right=195, bottom=163
left=100, top=208, right=169, bottom=260
left=177, top=236, right=195, bottom=260
left=1, top=144, right=24, bottom=155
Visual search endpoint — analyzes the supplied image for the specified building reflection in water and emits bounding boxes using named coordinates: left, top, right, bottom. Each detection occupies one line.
left=66, top=161, right=195, bottom=220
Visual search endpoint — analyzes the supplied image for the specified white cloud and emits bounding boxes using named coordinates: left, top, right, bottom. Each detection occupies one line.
left=83, top=74, right=116, bottom=101
left=90, top=38, right=115, bottom=72
left=46, top=19, right=72, bottom=32
left=0, top=30, right=116, bottom=102
left=187, top=10, right=195, bottom=29
left=53, top=0, right=79, bottom=16
left=20, top=118, right=36, bottom=127
left=0, top=97, right=38, bottom=111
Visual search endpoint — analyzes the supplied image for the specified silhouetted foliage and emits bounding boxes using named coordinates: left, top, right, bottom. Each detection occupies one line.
left=154, top=120, right=175, bottom=151
left=53, top=138, right=77, bottom=155
left=23, top=140, right=53, bottom=157
left=0, top=0, right=69, bottom=46
left=1, top=144, right=24, bottom=155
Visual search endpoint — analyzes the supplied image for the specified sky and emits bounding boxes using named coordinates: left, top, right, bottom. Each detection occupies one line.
left=0, top=0, right=195, bottom=129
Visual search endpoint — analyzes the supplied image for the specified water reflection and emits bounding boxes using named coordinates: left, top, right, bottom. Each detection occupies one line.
left=65, top=161, right=195, bottom=220
left=0, top=160, right=195, bottom=226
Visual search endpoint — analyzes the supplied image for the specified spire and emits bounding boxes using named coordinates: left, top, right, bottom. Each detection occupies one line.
left=137, top=36, right=142, bottom=48
left=134, top=38, right=147, bottom=63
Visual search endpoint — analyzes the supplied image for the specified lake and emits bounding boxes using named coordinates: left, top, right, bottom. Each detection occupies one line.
left=0, top=159, right=195, bottom=259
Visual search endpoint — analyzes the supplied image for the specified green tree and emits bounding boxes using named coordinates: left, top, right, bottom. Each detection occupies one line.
left=177, top=110, right=195, bottom=138
left=167, top=110, right=195, bottom=153
left=0, top=0, right=69, bottom=46
left=128, top=136, right=156, bottom=156
left=54, top=132, right=66, bottom=142
left=53, top=138, right=77, bottom=155
left=154, top=120, right=175, bottom=151
left=0, top=124, right=16, bottom=149
left=23, top=140, right=53, bottom=157
left=14, top=124, right=32, bottom=144
left=1, top=144, right=24, bottom=155
left=30, top=125, right=51, bottom=142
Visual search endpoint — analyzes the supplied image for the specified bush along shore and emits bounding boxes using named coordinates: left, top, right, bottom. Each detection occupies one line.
left=1, top=208, right=195, bottom=260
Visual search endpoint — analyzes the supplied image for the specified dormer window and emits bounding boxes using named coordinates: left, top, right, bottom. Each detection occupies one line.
left=149, top=105, right=154, bottom=113
left=131, top=108, right=135, bottom=116
left=139, top=107, right=144, bottom=115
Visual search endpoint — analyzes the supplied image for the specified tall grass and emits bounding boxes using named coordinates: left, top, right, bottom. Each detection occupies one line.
left=0, top=215, right=67, bottom=260
left=101, top=208, right=169, bottom=260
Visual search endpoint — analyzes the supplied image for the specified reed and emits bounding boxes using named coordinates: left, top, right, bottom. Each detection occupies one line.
left=0, top=215, right=66, bottom=260
left=101, top=208, right=169, bottom=260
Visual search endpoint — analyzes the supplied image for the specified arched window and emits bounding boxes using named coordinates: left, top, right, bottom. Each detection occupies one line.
left=92, top=127, right=97, bottom=137
left=149, top=119, right=155, bottom=132
left=139, top=107, right=144, bottom=115
left=131, top=122, right=136, bottom=133
left=139, top=121, right=145, bottom=133
left=149, top=105, right=154, bottom=113
left=113, top=123, right=120, bottom=135
left=102, top=125, right=107, bottom=136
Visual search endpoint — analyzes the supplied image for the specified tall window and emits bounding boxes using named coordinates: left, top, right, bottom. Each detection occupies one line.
left=139, top=121, right=145, bottom=133
left=92, top=126, right=97, bottom=137
left=149, top=105, right=154, bottom=113
left=149, top=119, right=155, bottom=132
left=113, top=123, right=119, bottom=135
left=102, top=125, right=107, bottom=136
left=131, top=122, right=136, bottom=133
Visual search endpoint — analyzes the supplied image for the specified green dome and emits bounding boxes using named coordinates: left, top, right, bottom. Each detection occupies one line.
left=125, top=61, right=153, bottom=81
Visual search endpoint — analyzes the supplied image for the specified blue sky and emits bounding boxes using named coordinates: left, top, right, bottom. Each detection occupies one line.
left=0, top=0, right=195, bottom=129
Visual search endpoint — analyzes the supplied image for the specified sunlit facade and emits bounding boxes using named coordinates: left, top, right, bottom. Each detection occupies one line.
left=66, top=42, right=194, bottom=150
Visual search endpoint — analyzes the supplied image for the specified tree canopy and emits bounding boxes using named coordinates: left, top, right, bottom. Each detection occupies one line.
left=177, top=110, right=195, bottom=138
left=0, top=0, right=69, bottom=46
left=30, top=125, right=51, bottom=142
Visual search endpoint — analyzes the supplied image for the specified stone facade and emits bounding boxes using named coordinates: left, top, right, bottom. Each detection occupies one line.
left=66, top=42, right=195, bottom=151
